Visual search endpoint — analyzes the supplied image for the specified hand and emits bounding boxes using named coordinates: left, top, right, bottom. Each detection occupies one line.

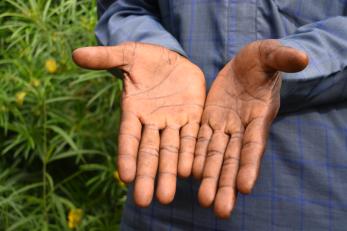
left=192, top=40, right=308, bottom=218
left=72, top=42, right=206, bottom=206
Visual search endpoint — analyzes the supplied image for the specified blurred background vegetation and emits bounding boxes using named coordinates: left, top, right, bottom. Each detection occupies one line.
left=0, top=0, right=126, bottom=230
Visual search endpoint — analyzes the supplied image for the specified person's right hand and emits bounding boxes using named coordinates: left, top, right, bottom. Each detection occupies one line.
left=72, top=42, right=206, bottom=207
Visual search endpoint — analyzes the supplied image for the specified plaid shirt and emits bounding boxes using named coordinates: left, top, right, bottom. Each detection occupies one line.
left=96, top=0, right=347, bottom=230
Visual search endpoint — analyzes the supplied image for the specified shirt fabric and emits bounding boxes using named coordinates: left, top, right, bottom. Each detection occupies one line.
left=96, top=0, right=347, bottom=230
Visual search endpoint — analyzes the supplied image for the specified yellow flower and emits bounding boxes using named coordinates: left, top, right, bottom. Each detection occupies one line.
left=68, top=208, right=83, bottom=229
left=0, top=105, right=7, bottom=112
left=45, top=58, right=58, bottom=74
left=15, top=91, right=27, bottom=106
left=113, top=170, right=125, bottom=188
left=30, top=79, right=41, bottom=87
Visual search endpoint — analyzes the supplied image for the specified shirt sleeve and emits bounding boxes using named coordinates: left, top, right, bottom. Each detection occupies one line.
left=95, top=0, right=187, bottom=57
left=278, top=16, right=347, bottom=112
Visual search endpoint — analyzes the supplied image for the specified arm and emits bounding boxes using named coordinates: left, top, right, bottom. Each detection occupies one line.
left=279, top=16, right=347, bottom=112
left=95, top=0, right=187, bottom=56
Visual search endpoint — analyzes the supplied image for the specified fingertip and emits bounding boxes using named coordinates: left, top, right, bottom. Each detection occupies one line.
left=177, top=163, right=192, bottom=178
left=177, top=149, right=194, bottom=178
left=237, top=183, right=253, bottom=195
left=198, top=180, right=216, bottom=208
left=214, top=205, right=232, bottom=219
left=156, top=175, right=176, bottom=205
left=72, top=45, right=126, bottom=70
left=297, top=50, right=309, bottom=70
left=134, top=178, right=154, bottom=207
left=118, top=171, right=135, bottom=184
left=192, top=153, right=206, bottom=180
left=72, top=46, right=103, bottom=69
left=236, top=169, right=256, bottom=194
left=117, top=157, right=136, bottom=183
left=156, top=187, right=175, bottom=205
left=259, top=39, right=309, bottom=73
left=72, top=47, right=87, bottom=67
left=214, top=189, right=236, bottom=219
left=156, top=192, right=175, bottom=205
left=192, top=163, right=203, bottom=180
left=284, top=48, right=309, bottom=72
left=134, top=195, right=152, bottom=208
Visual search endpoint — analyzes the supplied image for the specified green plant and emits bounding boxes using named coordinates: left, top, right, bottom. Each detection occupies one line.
left=0, top=0, right=126, bottom=230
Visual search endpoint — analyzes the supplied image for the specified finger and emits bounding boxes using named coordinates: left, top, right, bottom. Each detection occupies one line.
left=134, top=125, right=160, bottom=207
left=198, top=131, right=229, bottom=207
left=72, top=42, right=135, bottom=70
left=214, top=189, right=237, bottom=219
left=178, top=122, right=200, bottom=178
left=192, top=124, right=213, bottom=179
left=156, top=126, right=180, bottom=204
left=258, top=40, right=309, bottom=73
left=117, top=111, right=142, bottom=183
left=213, top=131, right=242, bottom=219
left=237, top=118, right=269, bottom=194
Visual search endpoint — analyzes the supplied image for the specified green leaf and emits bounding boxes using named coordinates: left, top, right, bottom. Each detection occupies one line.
left=47, top=125, right=78, bottom=151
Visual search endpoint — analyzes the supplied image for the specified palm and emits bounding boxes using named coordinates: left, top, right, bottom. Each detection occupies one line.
left=121, top=43, right=204, bottom=128
left=203, top=57, right=281, bottom=143
left=73, top=42, right=206, bottom=207
left=193, top=40, right=308, bottom=218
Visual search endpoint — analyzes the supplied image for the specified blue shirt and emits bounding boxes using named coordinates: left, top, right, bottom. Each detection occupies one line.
left=96, top=1, right=347, bottom=230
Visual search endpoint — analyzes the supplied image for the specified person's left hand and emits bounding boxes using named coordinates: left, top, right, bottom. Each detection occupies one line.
left=192, top=39, right=308, bottom=218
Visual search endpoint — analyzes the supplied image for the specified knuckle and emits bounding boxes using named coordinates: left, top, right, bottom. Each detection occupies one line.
left=139, top=146, right=159, bottom=157
left=223, top=156, right=240, bottom=166
left=118, top=133, right=140, bottom=142
left=160, top=145, right=179, bottom=154
left=207, top=149, right=224, bottom=158
left=158, top=171, right=176, bottom=177
left=218, top=184, right=235, bottom=191
left=179, top=150, right=194, bottom=156
left=231, top=131, right=243, bottom=140
left=194, top=151, right=206, bottom=158
left=197, top=137, right=210, bottom=144
left=242, top=140, right=263, bottom=149
left=136, top=174, right=155, bottom=180
left=118, top=153, right=136, bottom=160
left=203, top=175, right=218, bottom=181
left=181, top=135, right=197, bottom=141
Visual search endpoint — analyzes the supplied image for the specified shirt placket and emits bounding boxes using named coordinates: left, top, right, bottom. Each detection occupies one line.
left=226, top=0, right=258, bottom=60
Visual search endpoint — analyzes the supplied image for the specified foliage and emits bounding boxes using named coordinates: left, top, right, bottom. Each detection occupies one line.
left=0, top=0, right=126, bottom=230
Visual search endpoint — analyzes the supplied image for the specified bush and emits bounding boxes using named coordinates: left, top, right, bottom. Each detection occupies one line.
left=0, top=1, right=126, bottom=230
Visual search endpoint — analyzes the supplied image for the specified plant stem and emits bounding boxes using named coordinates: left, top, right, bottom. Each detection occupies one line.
left=42, top=89, right=48, bottom=228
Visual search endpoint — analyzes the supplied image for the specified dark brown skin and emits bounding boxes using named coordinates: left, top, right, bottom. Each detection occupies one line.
left=72, top=42, right=206, bottom=207
left=72, top=39, right=308, bottom=219
left=192, top=39, right=308, bottom=218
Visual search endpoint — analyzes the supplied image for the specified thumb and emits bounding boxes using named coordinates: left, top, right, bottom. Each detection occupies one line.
left=259, top=40, right=309, bottom=73
left=72, top=43, right=131, bottom=70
